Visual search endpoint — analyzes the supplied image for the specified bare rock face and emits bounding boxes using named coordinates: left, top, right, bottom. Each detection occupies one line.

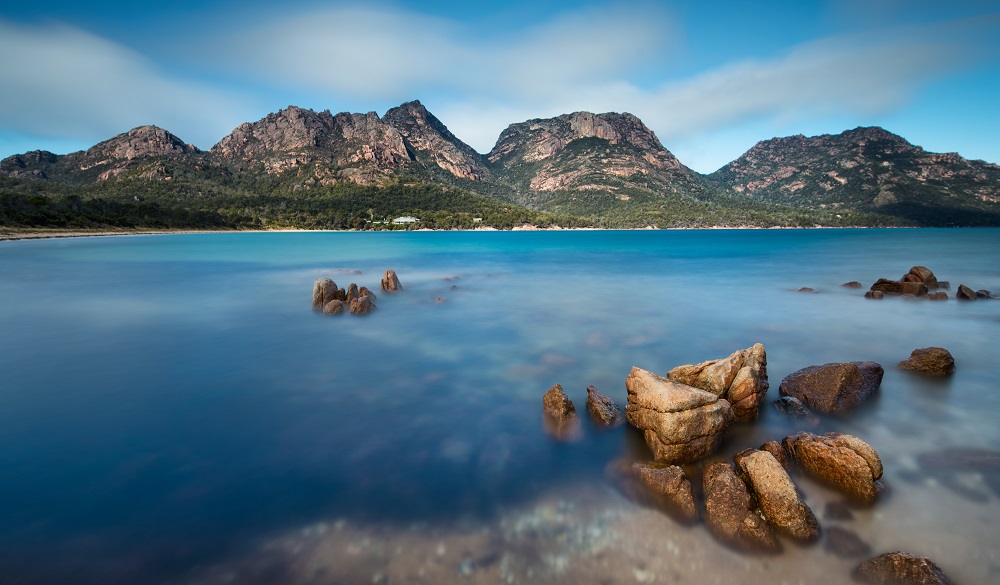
left=926, top=291, right=948, bottom=300
left=383, top=101, right=493, bottom=182
left=358, top=286, right=378, bottom=302
left=608, top=460, right=698, bottom=524
left=625, top=367, right=735, bottom=464
left=667, top=343, right=768, bottom=422
left=702, top=462, right=781, bottom=552
left=381, top=270, right=402, bottom=292
left=542, top=384, right=581, bottom=440
left=87, top=126, right=198, bottom=162
left=585, top=385, right=624, bottom=428
left=782, top=432, right=883, bottom=505
left=778, top=361, right=883, bottom=414
left=897, top=347, right=955, bottom=376
left=322, top=299, right=345, bottom=315
left=854, top=552, right=953, bottom=585
left=348, top=295, right=376, bottom=315
left=312, top=278, right=337, bottom=310
left=734, top=450, right=820, bottom=542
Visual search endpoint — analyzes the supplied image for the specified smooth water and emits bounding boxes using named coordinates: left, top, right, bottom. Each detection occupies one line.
left=1, top=229, right=998, bottom=584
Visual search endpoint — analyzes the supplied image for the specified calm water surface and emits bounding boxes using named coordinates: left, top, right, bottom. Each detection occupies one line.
left=1, top=229, right=998, bottom=584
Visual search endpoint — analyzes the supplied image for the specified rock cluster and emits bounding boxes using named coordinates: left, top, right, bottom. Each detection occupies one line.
left=625, top=367, right=735, bottom=464
left=311, top=271, right=400, bottom=317
left=667, top=344, right=768, bottom=422
left=778, top=361, right=883, bottom=414
left=862, top=265, right=994, bottom=303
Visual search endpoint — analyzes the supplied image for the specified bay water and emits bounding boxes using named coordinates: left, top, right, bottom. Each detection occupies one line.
left=1, top=229, right=998, bottom=584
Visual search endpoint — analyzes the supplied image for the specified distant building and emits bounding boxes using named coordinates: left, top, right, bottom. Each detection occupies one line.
left=392, top=216, right=420, bottom=225
left=473, top=217, right=483, bottom=223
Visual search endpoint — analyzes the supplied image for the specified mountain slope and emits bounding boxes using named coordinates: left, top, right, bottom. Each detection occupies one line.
left=382, top=100, right=492, bottom=182
left=709, top=127, right=1000, bottom=225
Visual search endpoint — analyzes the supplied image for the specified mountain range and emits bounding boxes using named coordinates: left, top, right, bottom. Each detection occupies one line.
left=2, top=100, right=999, bottom=229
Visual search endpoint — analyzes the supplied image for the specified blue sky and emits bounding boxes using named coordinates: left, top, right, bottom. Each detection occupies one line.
left=1, top=0, right=997, bottom=173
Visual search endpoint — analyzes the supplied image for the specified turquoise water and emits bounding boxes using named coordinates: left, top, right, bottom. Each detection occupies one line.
left=1, top=229, right=999, bottom=584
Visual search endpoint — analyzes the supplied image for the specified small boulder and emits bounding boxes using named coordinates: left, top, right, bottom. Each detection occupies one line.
left=903, top=266, right=938, bottom=289
left=358, top=286, right=378, bottom=301
left=976, top=289, right=993, bottom=299
left=796, top=287, right=817, bottom=293
left=345, top=283, right=360, bottom=303
left=322, top=299, right=345, bottom=315
left=865, top=290, right=884, bottom=300
left=956, top=284, right=976, bottom=300
left=312, top=278, right=337, bottom=310
left=842, top=281, right=863, bottom=288
left=824, top=526, right=871, bottom=558
left=937, top=281, right=950, bottom=289
left=702, top=462, right=781, bottom=552
left=778, top=361, right=883, bottom=414
left=381, top=269, right=402, bottom=292
left=897, top=347, right=955, bottom=376
left=854, top=551, right=953, bottom=585
left=625, top=367, right=735, bottom=464
left=542, top=384, right=580, bottom=440
left=667, top=343, right=769, bottom=422
left=772, top=396, right=820, bottom=426
left=782, top=432, right=883, bottom=505
left=609, top=460, right=698, bottom=524
left=926, top=292, right=948, bottom=301
left=734, top=449, right=821, bottom=542
left=348, top=295, right=376, bottom=315
left=585, top=385, right=624, bottom=428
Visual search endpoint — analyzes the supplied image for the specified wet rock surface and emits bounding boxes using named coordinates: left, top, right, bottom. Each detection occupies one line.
left=870, top=278, right=927, bottom=296
left=625, top=366, right=735, bottom=464
left=783, top=432, right=883, bottom=505
left=956, top=284, right=976, bottom=300
left=823, top=526, right=871, bottom=558
left=667, top=343, right=769, bottom=422
left=733, top=450, right=820, bottom=542
left=702, top=462, right=781, bottom=552
left=854, top=551, right=953, bottom=585
left=778, top=361, right=883, bottom=414
left=349, top=295, right=376, bottom=315
left=542, top=384, right=581, bottom=440
left=312, top=278, right=338, bottom=310
left=585, top=385, right=625, bottom=428
left=772, top=396, right=820, bottom=425
left=609, top=460, right=698, bottom=524
left=897, top=347, right=955, bottom=376
left=381, top=269, right=402, bottom=292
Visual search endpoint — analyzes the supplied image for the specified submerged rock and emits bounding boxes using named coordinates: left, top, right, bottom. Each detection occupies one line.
left=625, top=367, right=734, bottom=464
left=608, top=460, right=698, bottom=524
left=381, top=269, right=402, bottom=292
left=824, top=526, right=871, bottom=558
left=702, top=461, right=781, bottom=552
left=585, top=385, right=624, bottom=428
left=358, top=286, right=378, bottom=301
left=542, top=384, right=581, bottom=440
left=734, top=449, right=820, bottom=542
left=772, top=396, right=820, bottom=425
left=926, top=291, right=948, bottom=301
left=897, top=347, right=955, bottom=376
left=976, top=289, right=993, bottom=299
left=854, top=551, right=953, bottom=585
left=778, top=361, right=883, bottom=414
left=782, top=432, right=883, bottom=505
left=865, top=290, right=884, bottom=300
left=666, top=343, right=769, bottom=422
left=842, top=281, right=863, bottom=288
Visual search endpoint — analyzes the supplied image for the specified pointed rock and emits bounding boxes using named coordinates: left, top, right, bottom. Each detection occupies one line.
left=542, top=384, right=580, bottom=440
left=668, top=343, right=769, bottom=422
left=585, top=385, right=624, bottom=427
left=381, top=269, right=402, bottom=292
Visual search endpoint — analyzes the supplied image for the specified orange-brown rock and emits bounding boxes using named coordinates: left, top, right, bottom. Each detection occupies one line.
left=760, top=440, right=789, bottom=469
left=381, top=269, right=402, bottom=292
left=734, top=450, right=820, bottom=542
left=854, top=551, right=953, bottom=585
left=312, top=278, right=338, bottom=310
left=667, top=343, right=768, bottom=422
left=778, top=361, right=883, bottom=414
left=348, top=295, right=376, bottom=315
left=608, top=460, right=698, bottom=524
left=322, top=299, right=345, bottom=315
left=585, top=385, right=624, bottom=428
left=625, top=367, right=734, bottom=464
left=897, top=347, right=955, bottom=376
left=542, top=384, right=580, bottom=441
left=702, top=462, right=781, bottom=552
left=783, top=432, right=883, bottom=505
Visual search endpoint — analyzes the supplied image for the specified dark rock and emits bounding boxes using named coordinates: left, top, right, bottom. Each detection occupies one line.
left=956, top=284, right=976, bottom=300
left=666, top=343, right=769, bottom=422
left=903, top=266, right=938, bottom=289
left=824, top=501, right=854, bottom=520
left=897, top=347, right=955, bottom=376
left=734, top=449, right=820, bottom=542
left=322, top=299, right=345, bottom=315
left=381, top=269, right=402, bottom=292
left=976, top=289, right=993, bottom=298
left=870, top=278, right=927, bottom=296
left=937, top=281, right=950, bottom=289
left=542, top=384, right=580, bottom=440
left=625, top=367, right=734, bottom=463
left=782, top=432, right=883, bottom=505
left=608, top=460, right=699, bottom=524
left=842, top=281, right=863, bottom=288
left=854, top=551, right=953, bottom=585
left=772, top=396, right=821, bottom=425
left=348, top=295, right=376, bottom=315
left=702, top=462, right=781, bottom=552
left=926, top=291, right=948, bottom=301
left=824, top=526, right=871, bottom=558
left=312, top=278, right=337, bottom=310
left=760, top=440, right=789, bottom=469
left=585, top=385, right=624, bottom=428
left=778, top=361, right=883, bottom=414
left=796, top=287, right=817, bottom=293
left=865, top=290, right=884, bottom=300
left=435, top=296, right=447, bottom=303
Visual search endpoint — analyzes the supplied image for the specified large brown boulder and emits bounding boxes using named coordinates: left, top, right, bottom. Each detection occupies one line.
left=702, top=462, right=781, bottom=552
left=870, top=278, right=927, bottom=296
left=608, top=460, right=698, bottom=524
left=625, top=367, right=735, bottom=464
left=348, top=295, right=376, bottom=315
left=312, top=278, right=338, bottom=310
left=897, top=347, right=955, bottom=376
left=585, top=385, right=624, bottom=428
left=322, top=299, right=345, bottom=315
left=854, top=552, right=953, bottom=585
left=542, top=384, right=581, bottom=440
left=734, top=450, right=820, bottom=542
left=381, top=269, right=402, bottom=292
left=782, top=432, right=883, bottom=505
left=902, top=266, right=938, bottom=289
left=666, top=343, right=769, bottom=422
left=778, top=361, right=883, bottom=414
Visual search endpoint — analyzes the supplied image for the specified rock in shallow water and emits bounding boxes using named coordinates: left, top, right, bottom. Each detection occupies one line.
left=823, top=526, right=871, bottom=558
left=381, top=269, right=402, bottom=292
left=608, top=460, right=698, bottom=524
left=625, top=367, right=734, bottom=464
left=897, top=347, right=955, bottom=376
left=734, top=449, right=820, bottom=542
left=778, top=361, right=883, bottom=414
left=854, top=551, right=953, bottom=585
left=312, top=278, right=337, bottom=310
left=702, top=462, right=781, bottom=552
left=542, top=384, right=581, bottom=440
left=585, top=385, right=624, bottom=428
left=782, top=432, right=883, bottom=505
left=667, top=343, right=769, bottom=422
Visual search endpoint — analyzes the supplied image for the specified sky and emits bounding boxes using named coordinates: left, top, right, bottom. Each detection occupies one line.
left=0, top=0, right=997, bottom=173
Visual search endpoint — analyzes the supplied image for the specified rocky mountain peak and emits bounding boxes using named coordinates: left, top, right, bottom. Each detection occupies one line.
left=86, top=126, right=198, bottom=162
left=383, top=101, right=492, bottom=182
left=211, top=106, right=337, bottom=165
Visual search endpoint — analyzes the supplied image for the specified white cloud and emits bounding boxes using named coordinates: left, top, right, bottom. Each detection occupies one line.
left=0, top=19, right=254, bottom=149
